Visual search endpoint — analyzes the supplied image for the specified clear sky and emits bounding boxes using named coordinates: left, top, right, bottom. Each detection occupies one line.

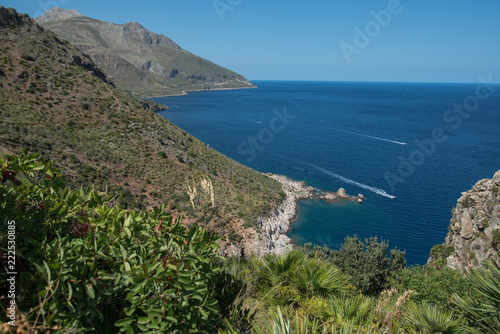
left=2, top=0, right=499, bottom=83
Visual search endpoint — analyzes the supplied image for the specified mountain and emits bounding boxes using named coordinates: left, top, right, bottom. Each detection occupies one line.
left=0, top=6, right=282, bottom=255
left=35, top=7, right=255, bottom=97
left=427, top=170, right=500, bottom=273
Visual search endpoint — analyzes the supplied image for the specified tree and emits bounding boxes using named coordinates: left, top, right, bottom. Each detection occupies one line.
left=299, top=236, right=406, bottom=296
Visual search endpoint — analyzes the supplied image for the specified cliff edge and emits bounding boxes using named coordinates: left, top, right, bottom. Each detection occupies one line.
left=428, top=170, right=500, bottom=273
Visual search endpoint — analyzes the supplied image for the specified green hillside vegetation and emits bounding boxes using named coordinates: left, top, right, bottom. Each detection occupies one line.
left=2, top=7, right=500, bottom=334
left=36, top=8, right=255, bottom=97
left=0, top=7, right=284, bottom=248
left=1, top=153, right=499, bottom=333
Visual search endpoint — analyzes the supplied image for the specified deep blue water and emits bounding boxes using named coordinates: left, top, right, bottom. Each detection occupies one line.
left=154, top=81, right=500, bottom=265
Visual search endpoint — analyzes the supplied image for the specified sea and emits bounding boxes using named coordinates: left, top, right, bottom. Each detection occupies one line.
left=153, top=80, right=500, bottom=265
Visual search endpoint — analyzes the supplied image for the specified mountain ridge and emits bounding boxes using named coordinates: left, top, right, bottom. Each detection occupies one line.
left=0, top=6, right=282, bottom=256
left=36, top=7, right=255, bottom=97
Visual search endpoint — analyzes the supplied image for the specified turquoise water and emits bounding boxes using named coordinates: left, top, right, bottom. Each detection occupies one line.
left=154, top=81, right=500, bottom=265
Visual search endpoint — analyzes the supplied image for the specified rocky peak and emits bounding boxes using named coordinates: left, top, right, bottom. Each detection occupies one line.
left=0, top=6, right=33, bottom=28
left=427, top=170, right=500, bottom=273
left=36, top=7, right=84, bottom=23
left=123, top=21, right=144, bottom=31
left=122, top=21, right=180, bottom=49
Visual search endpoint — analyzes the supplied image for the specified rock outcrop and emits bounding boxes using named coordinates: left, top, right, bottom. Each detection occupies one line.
left=427, top=170, right=500, bottom=273
left=317, top=188, right=364, bottom=203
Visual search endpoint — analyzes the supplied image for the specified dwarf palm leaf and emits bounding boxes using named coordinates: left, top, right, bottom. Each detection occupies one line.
left=251, top=306, right=321, bottom=334
left=256, top=250, right=305, bottom=305
left=404, top=301, right=463, bottom=334
left=453, top=258, right=500, bottom=334
left=328, top=294, right=373, bottom=324
left=292, top=259, right=353, bottom=301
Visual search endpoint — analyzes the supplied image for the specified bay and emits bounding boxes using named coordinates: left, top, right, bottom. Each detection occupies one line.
left=154, top=80, right=500, bottom=265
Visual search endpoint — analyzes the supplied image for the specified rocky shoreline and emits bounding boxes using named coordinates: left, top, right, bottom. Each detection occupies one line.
left=245, top=174, right=363, bottom=256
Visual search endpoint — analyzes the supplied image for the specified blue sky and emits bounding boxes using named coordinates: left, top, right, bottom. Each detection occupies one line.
left=2, top=0, right=499, bottom=82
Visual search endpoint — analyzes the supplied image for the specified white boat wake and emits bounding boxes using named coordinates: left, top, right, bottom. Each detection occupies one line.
left=341, top=130, right=407, bottom=146
left=308, top=163, right=396, bottom=199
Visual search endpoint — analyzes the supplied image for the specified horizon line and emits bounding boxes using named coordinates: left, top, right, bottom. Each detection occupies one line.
left=248, top=79, right=500, bottom=85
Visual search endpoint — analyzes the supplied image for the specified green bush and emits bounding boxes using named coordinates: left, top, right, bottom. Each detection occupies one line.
left=20, top=54, right=34, bottom=61
left=453, top=258, right=500, bottom=333
left=299, top=236, right=406, bottom=296
left=389, top=266, right=474, bottom=309
left=492, top=229, right=500, bottom=247
left=0, top=153, right=226, bottom=332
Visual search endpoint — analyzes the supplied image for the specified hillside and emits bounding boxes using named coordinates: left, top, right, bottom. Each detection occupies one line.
left=427, top=170, right=500, bottom=272
left=35, top=7, right=255, bottom=97
left=0, top=6, right=283, bottom=255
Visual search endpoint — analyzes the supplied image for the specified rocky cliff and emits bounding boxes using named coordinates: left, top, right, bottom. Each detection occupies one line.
left=427, top=170, right=500, bottom=273
left=36, top=8, right=255, bottom=97
left=251, top=174, right=314, bottom=256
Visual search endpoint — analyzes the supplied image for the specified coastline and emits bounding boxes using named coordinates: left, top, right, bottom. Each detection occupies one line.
left=142, top=85, right=257, bottom=99
left=249, top=174, right=315, bottom=256
left=242, top=174, right=363, bottom=256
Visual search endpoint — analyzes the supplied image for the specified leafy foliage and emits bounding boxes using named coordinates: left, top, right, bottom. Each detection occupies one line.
left=254, top=251, right=353, bottom=307
left=327, top=294, right=373, bottom=325
left=0, top=153, right=230, bottom=333
left=404, top=301, right=463, bottom=334
left=299, top=236, right=406, bottom=296
left=453, top=258, right=500, bottom=333
left=389, top=266, right=474, bottom=309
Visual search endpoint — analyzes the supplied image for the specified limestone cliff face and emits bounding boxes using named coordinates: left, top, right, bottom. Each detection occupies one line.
left=248, top=174, right=314, bottom=256
left=428, top=170, right=500, bottom=273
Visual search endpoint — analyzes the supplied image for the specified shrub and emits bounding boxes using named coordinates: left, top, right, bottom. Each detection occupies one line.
left=389, top=266, right=474, bottom=309
left=404, top=301, right=463, bottom=334
left=20, top=54, right=34, bottom=61
left=430, top=244, right=454, bottom=262
left=492, top=229, right=500, bottom=247
left=299, top=236, right=406, bottom=296
left=255, top=250, right=353, bottom=307
left=453, top=258, right=500, bottom=333
left=0, top=153, right=226, bottom=333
